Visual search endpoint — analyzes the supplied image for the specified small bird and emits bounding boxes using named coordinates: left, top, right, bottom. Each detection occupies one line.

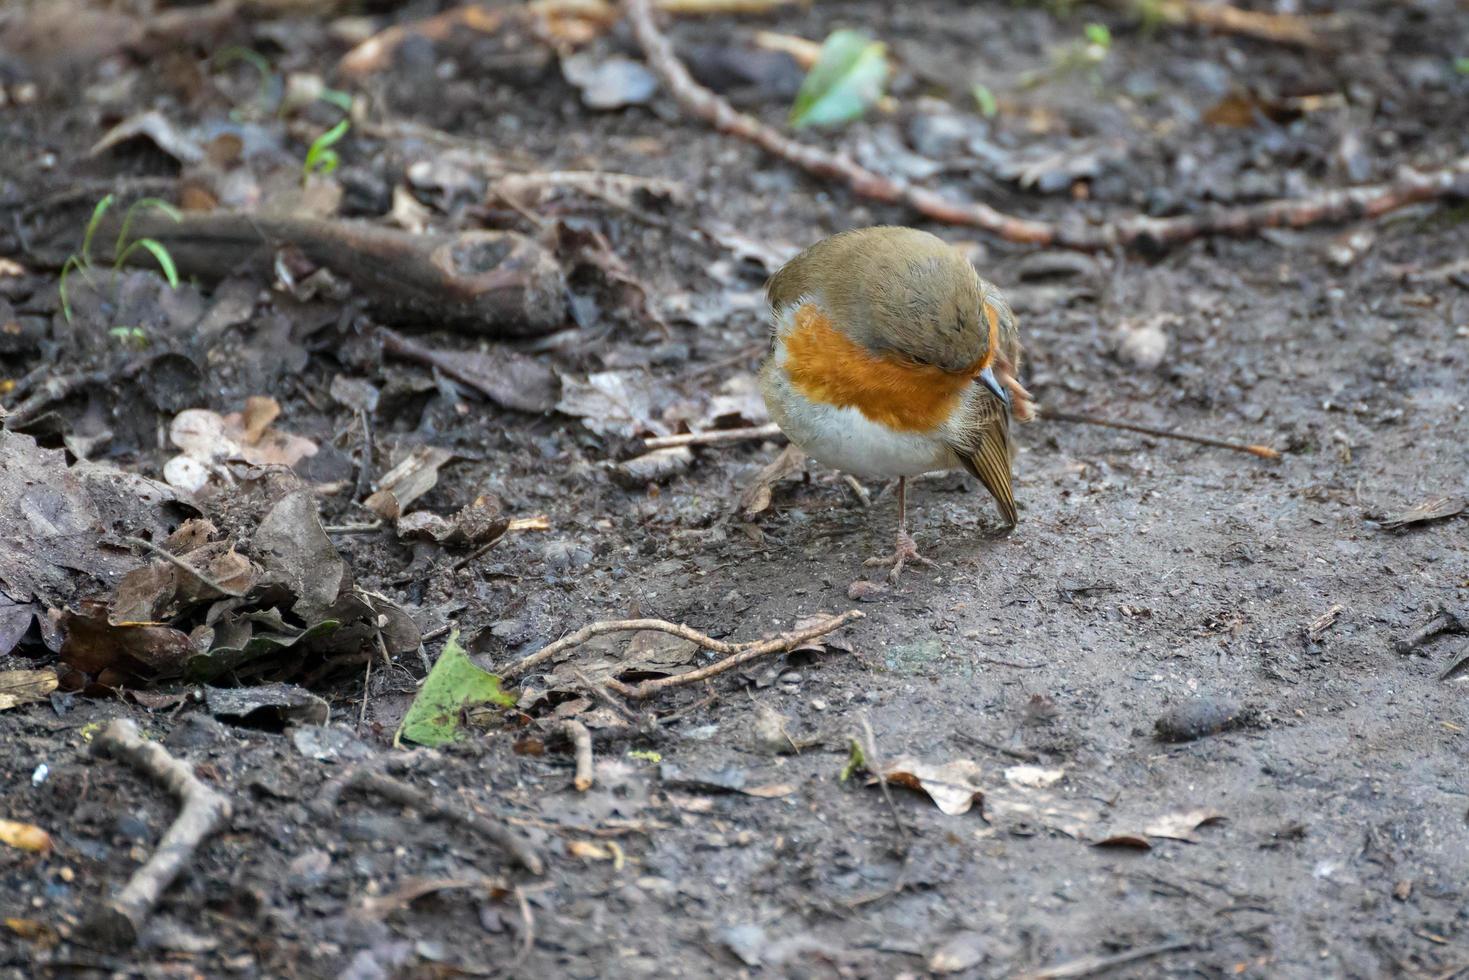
left=758, top=226, right=1033, bottom=579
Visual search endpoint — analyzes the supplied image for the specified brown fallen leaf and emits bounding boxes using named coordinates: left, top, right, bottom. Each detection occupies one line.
left=877, top=757, right=985, bottom=816
left=240, top=396, right=281, bottom=445
left=365, top=446, right=455, bottom=520
left=0, top=818, right=52, bottom=853
left=0, top=669, right=58, bottom=711
left=739, top=444, right=807, bottom=517
left=1379, top=496, right=1466, bottom=531
left=1097, top=808, right=1225, bottom=847
left=1143, top=808, right=1224, bottom=841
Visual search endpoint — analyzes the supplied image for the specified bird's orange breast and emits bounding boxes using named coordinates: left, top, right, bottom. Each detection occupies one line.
left=782, top=304, right=984, bottom=433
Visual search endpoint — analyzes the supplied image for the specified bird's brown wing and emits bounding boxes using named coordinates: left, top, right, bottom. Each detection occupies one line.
left=949, top=392, right=1018, bottom=527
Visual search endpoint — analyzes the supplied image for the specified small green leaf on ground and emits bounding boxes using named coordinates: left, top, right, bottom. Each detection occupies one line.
left=839, top=737, right=866, bottom=781
left=399, top=631, right=514, bottom=747
left=790, top=30, right=888, bottom=129
left=1084, top=23, right=1112, bottom=50
left=972, top=83, right=998, bottom=119
left=1455, top=57, right=1469, bottom=75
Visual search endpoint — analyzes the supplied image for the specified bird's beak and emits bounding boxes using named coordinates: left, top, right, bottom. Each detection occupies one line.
left=979, top=365, right=1010, bottom=409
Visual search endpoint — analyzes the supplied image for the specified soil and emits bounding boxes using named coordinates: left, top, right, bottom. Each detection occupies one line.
left=2, top=1, right=1468, bottom=977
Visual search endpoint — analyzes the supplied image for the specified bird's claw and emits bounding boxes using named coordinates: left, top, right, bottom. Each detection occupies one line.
left=863, top=530, right=936, bottom=583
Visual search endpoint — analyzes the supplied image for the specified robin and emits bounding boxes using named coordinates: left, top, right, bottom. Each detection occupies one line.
left=758, top=226, right=1034, bottom=580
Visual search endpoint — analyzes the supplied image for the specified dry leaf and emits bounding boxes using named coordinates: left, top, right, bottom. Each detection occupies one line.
left=365, top=446, right=454, bottom=520
left=878, top=756, right=984, bottom=816
left=1144, top=808, right=1224, bottom=841
left=240, top=396, right=281, bottom=445
left=0, top=818, right=52, bottom=853
left=1379, top=496, right=1466, bottom=531
left=740, top=444, right=806, bottom=517
left=0, top=669, right=58, bottom=711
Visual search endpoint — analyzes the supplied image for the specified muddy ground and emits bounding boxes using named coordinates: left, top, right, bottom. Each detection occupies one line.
left=2, top=0, right=1468, bottom=977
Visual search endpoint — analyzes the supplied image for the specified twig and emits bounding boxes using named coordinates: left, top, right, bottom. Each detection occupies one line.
left=353, top=408, right=374, bottom=504
left=503, top=611, right=862, bottom=694
left=311, top=768, right=544, bottom=874
left=641, top=423, right=783, bottom=450
left=1305, top=604, right=1344, bottom=642
left=451, top=515, right=552, bottom=572
left=511, top=884, right=536, bottom=970
left=604, top=612, right=862, bottom=700
left=1136, top=0, right=1326, bottom=46
left=625, top=0, right=1469, bottom=251
left=1038, top=409, right=1280, bottom=459
left=83, top=719, right=232, bottom=947
left=123, top=536, right=246, bottom=597
left=451, top=535, right=504, bottom=572
left=1394, top=606, right=1466, bottom=655
left=1026, top=937, right=1195, bottom=979
left=953, top=731, right=1042, bottom=763
left=572, top=669, right=638, bottom=724
left=977, top=656, right=1047, bottom=669
left=323, top=522, right=385, bottom=534
left=562, top=720, right=595, bottom=791
left=859, top=714, right=909, bottom=845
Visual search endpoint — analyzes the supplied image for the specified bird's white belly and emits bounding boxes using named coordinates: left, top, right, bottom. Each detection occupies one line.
left=761, top=369, right=955, bottom=479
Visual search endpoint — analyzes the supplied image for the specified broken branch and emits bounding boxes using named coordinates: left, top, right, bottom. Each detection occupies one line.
left=562, top=720, right=594, bottom=791
left=84, top=719, right=232, bottom=948
left=502, top=611, right=863, bottom=699
left=625, top=0, right=1469, bottom=251
left=111, top=212, right=568, bottom=337
left=601, top=611, right=862, bottom=701
left=312, top=767, right=544, bottom=875
left=641, top=423, right=783, bottom=450
left=1038, top=408, right=1280, bottom=459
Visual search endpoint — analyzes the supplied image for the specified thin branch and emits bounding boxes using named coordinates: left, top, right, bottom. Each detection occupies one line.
left=311, top=767, right=544, bottom=875
left=642, top=423, right=783, bottom=450
left=1038, top=409, right=1280, bottom=459
left=602, top=611, right=863, bottom=701
left=562, top=720, right=595, bottom=791
left=122, top=536, right=249, bottom=598
left=504, top=618, right=742, bottom=681
left=625, top=0, right=1469, bottom=251
left=84, top=719, right=232, bottom=948
left=1027, top=937, right=1196, bottom=979
left=503, top=612, right=863, bottom=700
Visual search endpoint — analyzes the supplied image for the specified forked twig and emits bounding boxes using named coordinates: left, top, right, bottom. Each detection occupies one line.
left=502, top=612, right=864, bottom=700
left=84, top=719, right=232, bottom=947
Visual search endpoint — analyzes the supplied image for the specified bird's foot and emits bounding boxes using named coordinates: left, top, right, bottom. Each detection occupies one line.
left=863, top=530, right=936, bottom=583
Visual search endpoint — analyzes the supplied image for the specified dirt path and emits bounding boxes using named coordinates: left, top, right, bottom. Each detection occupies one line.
left=2, top=1, right=1467, bottom=976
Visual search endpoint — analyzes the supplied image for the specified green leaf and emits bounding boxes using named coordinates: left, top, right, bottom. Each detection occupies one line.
left=790, top=30, right=889, bottom=129
left=971, top=83, right=998, bottom=119
left=303, top=119, right=350, bottom=179
left=317, top=87, right=355, bottom=113
left=116, top=197, right=182, bottom=260
left=81, top=194, right=114, bottom=266
left=399, top=632, right=514, bottom=747
left=1084, top=23, right=1112, bottom=49
left=58, top=255, right=84, bottom=324
left=839, top=737, right=867, bottom=781
left=1456, top=57, right=1469, bottom=76
left=117, top=238, right=180, bottom=288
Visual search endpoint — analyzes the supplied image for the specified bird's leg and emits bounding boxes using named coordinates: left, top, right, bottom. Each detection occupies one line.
left=863, top=476, right=937, bottom=582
